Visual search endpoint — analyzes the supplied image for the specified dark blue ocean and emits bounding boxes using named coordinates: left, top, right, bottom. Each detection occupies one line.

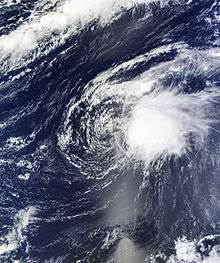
left=0, top=0, right=220, bottom=262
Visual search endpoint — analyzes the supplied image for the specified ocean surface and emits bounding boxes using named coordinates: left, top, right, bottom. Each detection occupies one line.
left=0, top=0, right=220, bottom=262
